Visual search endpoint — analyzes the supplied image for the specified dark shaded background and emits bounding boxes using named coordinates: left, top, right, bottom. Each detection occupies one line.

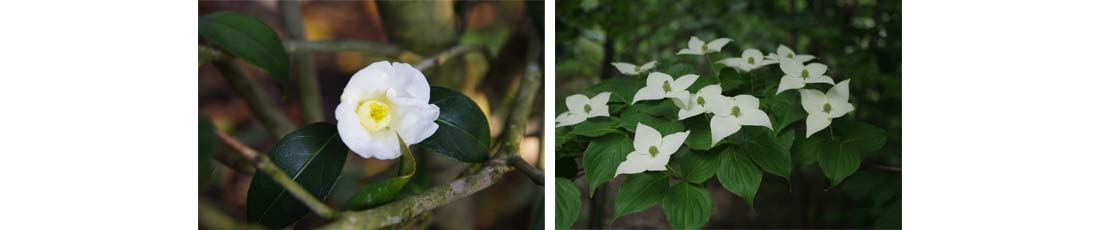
left=556, top=0, right=901, bottom=228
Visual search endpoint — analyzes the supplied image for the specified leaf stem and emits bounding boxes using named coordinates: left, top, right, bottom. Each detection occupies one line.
left=216, top=130, right=338, bottom=219
left=703, top=53, right=720, bottom=81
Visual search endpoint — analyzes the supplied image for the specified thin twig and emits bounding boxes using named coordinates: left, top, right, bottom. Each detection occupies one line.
left=279, top=1, right=324, bottom=123
left=508, top=155, right=544, bottom=186
left=414, top=44, right=491, bottom=71
left=212, top=60, right=296, bottom=138
left=283, top=40, right=406, bottom=57
left=216, top=131, right=339, bottom=219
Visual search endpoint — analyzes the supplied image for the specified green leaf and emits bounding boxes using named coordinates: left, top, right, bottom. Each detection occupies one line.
left=587, top=79, right=645, bottom=104
left=817, top=139, right=862, bottom=186
left=718, top=68, right=746, bottom=92
left=613, top=171, right=669, bottom=221
left=556, top=156, right=579, bottom=178
left=678, top=148, right=721, bottom=184
left=198, top=12, right=289, bottom=84
left=198, top=116, right=219, bottom=188
left=618, top=106, right=684, bottom=135
left=717, top=146, right=762, bottom=209
left=630, top=100, right=679, bottom=119
left=736, top=127, right=791, bottom=179
left=555, top=177, right=582, bottom=229
left=571, top=117, right=622, bottom=137
left=682, top=115, right=718, bottom=150
left=760, top=91, right=806, bottom=132
left=583, top=134, right=633, bottom=195
left=247, top=123, right=348, bottom=228
left=344, top=137, right=417, bottom=210
left=420, top=87, right=491, bottom=162
left=663, top=182, right=713, bottom=229
left=835, top=120, right=888, bottom=153
left=686, top=72, right=718, bottom=92
left=792, top=135, right=825, bottom=164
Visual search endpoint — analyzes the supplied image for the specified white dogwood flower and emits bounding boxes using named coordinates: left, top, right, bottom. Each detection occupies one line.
left=611, top=61, right=657, bottom=76
left=707, top=94, right=773, bottom=147
left=776, top=59, right=835, bottom=94
left=615, top=123, right=690, bottom=176
left=716, top=48, right=777, bottom=71
left=676, top=84, right=723, bottom=120
left=555, top=92, right=611, bottom=127
left=336, top=61, right=440, bottom=160
left=632, top=72, right=698, bottom=106
left=766, top=44, right=815, bottom=63
left=677, top=36, right=732, bottom=55
left=800, top=80, right=854, bottom=138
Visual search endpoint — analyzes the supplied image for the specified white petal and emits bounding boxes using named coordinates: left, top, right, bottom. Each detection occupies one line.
left=743, top=49, right=764, bottom=60
left=611, top=62, right=638, bottom=75
left=697, top=84, right=723, bottom=97
left=759, top=59, right=778, bottom=66
left=688, top=36, right=704, bottom=50
left=732, top=94, right=760, bottom=109
left=779, top=59, right=803, bottom=76
left=805, top=112, right=831, bottom=138
left=672, top=74, right=699, bottom=91
left=704, top=94, right=733, bottom=115
left=806, top=63, right=828, bottom=77
left=342, top=61, right=393, bottom=102
left=776, top=76, right=806, bottom=95
left=677, top=49, right=703, bottom=55
left=706, top=38, right=732, bottom=52
left=659, top=131, right=690, bottom=154
left=644, top=153, right=673, bottom=171
left=392, top=62, right=432, bottom=103
left=677, top=106, right=705, bottom=120
left=666, top=90, right=691, bottom=108
left=647, top=72, right=674, bottom=87
left=805, top=76, right=836, bottom=85
left=794, top=55, right=815, bottom=63
left=555, top=112, right=586, bottom=127
left=632, top=86, right=665, bottom=104
left=740, top=109, right=773, bottom=130
left=710, top=116, right=742, bottom=147
left=776, top=44, right=794, bottom=57
left=565, top=94, right=589, bottom=113
left=827, top=79, right=850, bottom=103
left=634, top=123, right=662, bottom=151
left=716, top=58, right=744, bottom=68
left=640, top=61, right=657, bottom=71
left=828, top=102, right=854, bottom=119
left=799, top=89, right=827, bottom=114
left=588, top=104, right=610, bottom=118
left=395, top=104, right=441, bottom=145
left=616, top=151, right=653, bottom=176
left=590, top=92, right=612, bottom=106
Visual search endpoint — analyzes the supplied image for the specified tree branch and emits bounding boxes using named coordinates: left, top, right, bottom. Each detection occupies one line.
left=199, top=198, right=261, bottom=230
left=279, top=1, right=324, bottom=124
left=508, top=155, right=544, bottom=186
left=212, top=60, right=296, bottom=138
left=322, top=64, right=543, bottom=229
left=283, top=40, right=406, bottom=57
left=217, top=130, right=339, bottom=219
left=413, top=44, right=491, bottom=71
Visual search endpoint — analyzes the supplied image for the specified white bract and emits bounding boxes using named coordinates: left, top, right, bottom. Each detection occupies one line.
left=555, top=92, right=611, bottom=127
left=800, top=80, right=854, bottom=138
left=766, top=44, right=815, bottom=63
left=716, top=49, right=777, bottom=71
left=707, top=94, right=773, bottom=147
left=632, top=72, right=698, bottom=106
left=776, top=59, right=835, bottom=94
left=615, top=123, right=690, bottom=176
left=676, top=84, right=723, bottom=120
left=611, top=61, right=657, bottom=75
left=676, top=36, right=732, bottom=55
left=335, top=61, right=440, bottom=160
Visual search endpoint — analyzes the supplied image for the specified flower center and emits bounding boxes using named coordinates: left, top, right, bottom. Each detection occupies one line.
left=357, top=100, right=392, bottom=132
left=787, top=53, right=794, bottom=58
left=648, top=146, right=659, bottom=156
left=584, top=104, right=592, bottom=113
left=801, top=69, right=809, bottom=79
left=747, top=57, right=755, bottom=64
left=731, top=106, right=741, bottom=117
left=823, top=103, right=832, bottom=113
left=696, top=96, right=705, bottom=106
left=702, top=44, right=709, bottom=51
left=662, top=81, right=672, bottom=93
left=634, top=66, right=641, bottom=73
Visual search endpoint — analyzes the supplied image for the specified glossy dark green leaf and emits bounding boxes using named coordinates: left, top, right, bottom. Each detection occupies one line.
left=613, top=171, right=669, bottom=221
left=555, top=177, right=582, bottom=229
left=835, top=120, right=888, bottom=153
left=761, top=91, right=805, bottom=132
left=420, top=87, right=491, bottom=162
left=198, top=116, right=219, bottom=188
left=198, top=12, right=289, bottom=84
left=570, top=117, right=622, bottom=137
left=345, top=137, right=417, bottom=210
left=817, top=139, right=862, bottom=186
left=792, top=135, right=826, bottom=164
left=682, top=115, right=717, bottom=150
left=587, top=79, right=645, bottom=104
left=247, top=123, right=348, bottom=228
left=663, top=182, right=713, bottom=229
left=717, top=146, right=762, bottom=209
left=735, top=127, right=791, bottom=179
left=678, top=148, right=721, bottom=184
left=583, top=134, right=632, bottom=195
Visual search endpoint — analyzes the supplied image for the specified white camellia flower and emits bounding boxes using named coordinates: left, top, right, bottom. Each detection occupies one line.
left=776, top=59, right=835, bottom=94
left=632, top=72, right=698, bottom=106
left=555, top=92, right=611, bottom=127
left=611, top=61, right=657, bottom=76
left=716, top=48, right=777, bottom=71
left=676, top=84, right=723, bottom=120
left=615, top=123, right=690, bottom=176
left=707, top=94, right=773, bottom=147
left=335, top=61, right=441, bottom=160
left=800, top=79, right=854, bottom=138
left=676, top=36, right=732, bottom=55
left=765, top=44, right=815, bottom=63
